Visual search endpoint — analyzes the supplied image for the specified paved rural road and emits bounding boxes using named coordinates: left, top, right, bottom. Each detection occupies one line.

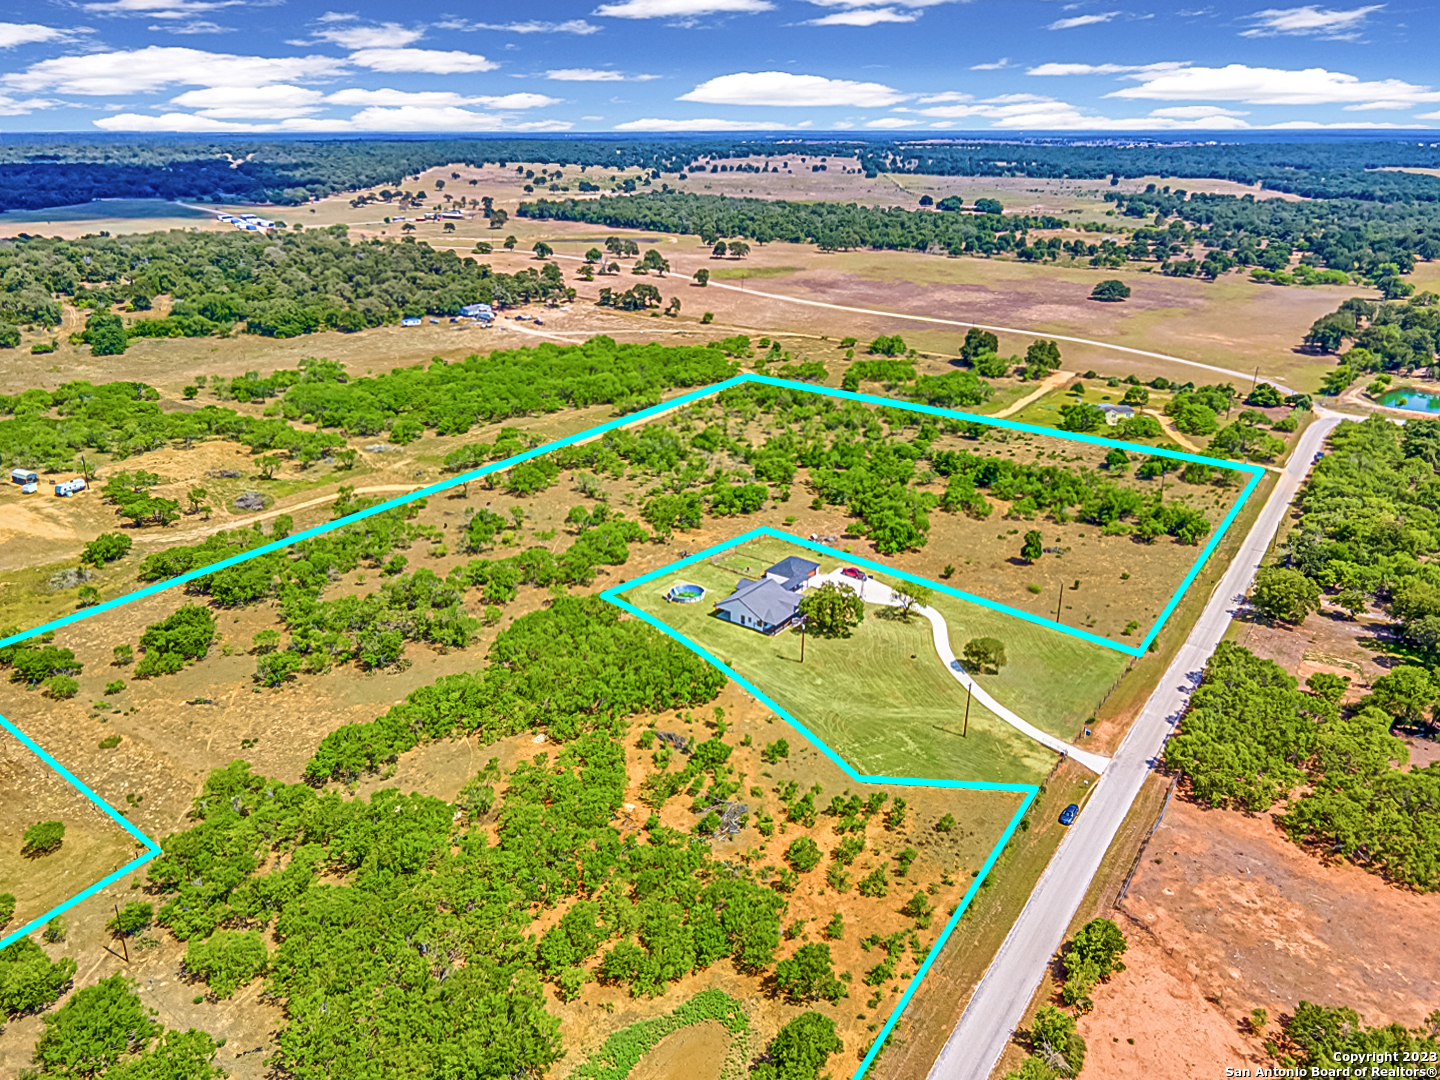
left=927, top=412, right=1343, bottom=1080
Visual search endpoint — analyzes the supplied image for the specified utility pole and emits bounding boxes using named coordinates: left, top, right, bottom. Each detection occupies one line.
left=799, top=616, right=807, bottom=664
left=963, top=681, right=971, bottom=738
left=1055, top=582, right=1064, bottom=623
left=114, top=904, right=128, bottom=962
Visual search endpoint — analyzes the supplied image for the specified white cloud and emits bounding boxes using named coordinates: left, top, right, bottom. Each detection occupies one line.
left=592, top=0, right=774, bottom=18
left=865, top=117, right=920, bottom=127
left=347, top=48, right=498, bottom=73
left=1147, top=104, right=1249, bottom=117
left=0, top=93, right=61, bottom=114
left=918, top=91, right=972, bottom=103
left=313, top=22, right=424, bottom=49
left=326, top=88, right=561, bottom=108
left=970, top=58, right=1012, bottom=70
left=0, top=23, right=68, bottom=47
left=94, top=110, right=261, bottom=131
left=83, top=0, right=244, bottom=17
left=613, top=117, right=789, bottom=129
left=680, top=71, right=908, bottom=107
left=1028, top=61, right=1187, bottom=76
left=1047, top=11, right=1120, bottom=29
left=443, top=19, right=601, bottom=34
left=1108, top=63, right=1440, bottom=106
left=1240, top=4, right=1382, bottom=39
left=805, top=8, right=918, bottom=23
left=5, top=46, right=349, bottom=95
left=170, top=83, right=324, bottom=117
left=1341, top=99, right=1414, bottom=110
left=915, top=95, right=1254, bottom=129
left=151, top=20, right=235, bottom=33
left=545, top=67, right=658, bottom=82
left=547, top=67, right=624, bottom=81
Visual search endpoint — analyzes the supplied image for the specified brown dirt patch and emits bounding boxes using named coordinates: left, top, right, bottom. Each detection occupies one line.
left=1107, top=794, right=1440, bottom=1063
left=629, top=1020, right=730, bottom=1080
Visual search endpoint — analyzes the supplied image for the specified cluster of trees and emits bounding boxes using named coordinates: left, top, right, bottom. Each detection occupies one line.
left=276, top=338, right=737, bottom=437
left=0, top=228, right=584, bottom=348
left=519, top=192, right=1068, bottom=258
left=304, top=596, right=724, bottom=782
left=132, top=596, right=871, bottom=1073
left=0, top=376, right=345, bottom=474
left=1165, top=641, right=1440, bottom=891
left=1303, top=295, right=1440, bottom=394
left=1279, top=416, right=1440, bottom=652
left=12, top=972, right=226, bottom=1079
left=930, top=447, right=1214, bottom=545
left=1272, top=1001, right=1440, bottom=1071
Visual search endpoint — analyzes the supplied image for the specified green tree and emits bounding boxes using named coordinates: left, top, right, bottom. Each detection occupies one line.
left=750, top=1011, right=842, bottom=1080
left=1249, top=566, right=1321, bottom=624
left=894, top=581, right=933, bottom=618
left=1060, top=918, right=1128, bottom=1010
left=0, top=892, right=12, bottom=926
left=85, top=312, right=128, bottom=355
left=1059, top=403, right=1106, bottom=432
left=1367, top=665, right=1438, bottom=728
left=798, top=581, right=865, bottom=638
left=0, top=937, right=77, bottom=1016
left=962, top=637, right=1007, bottom=674
left=1306, top=672, right=1351, bottom=704
left=107, top=902, right=153, bottom=937
left=961, top=328, right=999, bottom=363
left=34, top=974, right=159, bottom=1076
left=773, top=943, right=845, bottom=1004
left=532, top=241, right=553, bottom=258
left=638, top=248, right=670, bottom=275
left=1030, top=1004, right=1086, bottom=1077
left=1021, top=530, right=1044, bottom=563
left=1090, top=279, right=1131, bottom=302
left=23, top=820, right=65, bottom=857
left=693, top=268, right=709, bottom=286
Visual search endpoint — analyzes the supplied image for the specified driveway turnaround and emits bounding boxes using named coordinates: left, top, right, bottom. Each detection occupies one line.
left=926, top=414, right=1342, bottom=1080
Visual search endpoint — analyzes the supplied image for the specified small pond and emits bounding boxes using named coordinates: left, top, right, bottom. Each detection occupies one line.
left=1379, top=388, right=1440, bottom=413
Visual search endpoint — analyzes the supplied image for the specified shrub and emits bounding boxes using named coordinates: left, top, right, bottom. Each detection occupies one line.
left=0, top=892, right=13, bottom=926
left=104, top=679, right=125, bottom=695
left=45, top=675, right=79, bottom=699
left=81, top=533, right=133, bottom=567
left=22, top=820, right=65, bottom=857
left=785, top=836, right=822, bottom=873
left=99, top=734, right=122, bottom=749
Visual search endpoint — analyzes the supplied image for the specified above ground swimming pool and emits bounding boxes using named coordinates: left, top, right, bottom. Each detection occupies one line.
left=666, top=583, right=706, bottom=603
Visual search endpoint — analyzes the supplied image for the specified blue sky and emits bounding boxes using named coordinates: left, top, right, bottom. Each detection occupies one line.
left=0, top=1, right=1436, bottom=132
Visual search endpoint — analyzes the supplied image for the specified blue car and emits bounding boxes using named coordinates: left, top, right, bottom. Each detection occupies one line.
left=1059, top=803, right=1079, bottom=826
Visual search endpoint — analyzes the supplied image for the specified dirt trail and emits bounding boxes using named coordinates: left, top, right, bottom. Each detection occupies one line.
left=993, top=369, right=1074, bottom=419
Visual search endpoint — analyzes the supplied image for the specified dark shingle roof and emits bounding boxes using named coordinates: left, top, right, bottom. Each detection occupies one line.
left=716, top=578, right=801, bottom=627
left=765, top=556, right=819, bottom=583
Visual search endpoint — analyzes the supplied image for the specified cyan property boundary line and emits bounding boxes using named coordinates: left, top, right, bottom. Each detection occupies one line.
left=0, top=367, right=1259, bottom=1065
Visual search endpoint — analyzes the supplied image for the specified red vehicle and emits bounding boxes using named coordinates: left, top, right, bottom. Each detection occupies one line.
left=840, top=567, right=867, bottom=581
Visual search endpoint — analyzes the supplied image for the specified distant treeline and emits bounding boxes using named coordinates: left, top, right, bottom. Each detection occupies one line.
left=4, top=137, right=1440, bottom=212
left=1105, top=186, right=1440, bottom=278
left=519, top=192, right=1065, bottom=254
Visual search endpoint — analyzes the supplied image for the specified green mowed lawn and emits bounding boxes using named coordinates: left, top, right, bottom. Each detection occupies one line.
left=695, top=533, right=1128, bottom=740
left=623, top=559, right=1054, bottom=785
